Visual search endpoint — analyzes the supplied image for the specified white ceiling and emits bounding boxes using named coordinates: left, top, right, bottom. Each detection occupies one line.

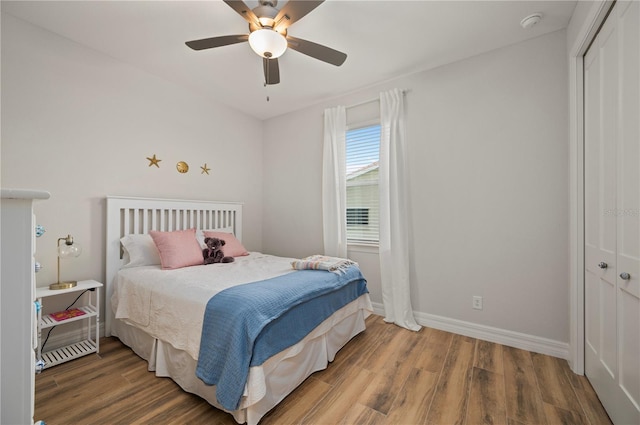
left=3, top=0, right=576, bottom=120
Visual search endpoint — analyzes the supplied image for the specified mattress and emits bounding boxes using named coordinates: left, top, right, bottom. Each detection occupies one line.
left=112, top=252, right=308, bottom=359
left=110, top=252, right=373, bottom=424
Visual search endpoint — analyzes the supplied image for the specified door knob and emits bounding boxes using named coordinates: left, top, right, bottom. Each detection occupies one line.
left=598, top=262, right=608, bottom=269
left=620, top=272, right=631, bottom=280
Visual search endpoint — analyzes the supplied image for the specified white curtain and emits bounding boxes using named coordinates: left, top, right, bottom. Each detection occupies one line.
left=379, top=89, right=421, bottom=331
left=322, top=106, right=347, bottom=258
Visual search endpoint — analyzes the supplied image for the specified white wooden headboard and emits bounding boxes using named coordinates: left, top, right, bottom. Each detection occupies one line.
left=105, top=196, right=243, bottom=336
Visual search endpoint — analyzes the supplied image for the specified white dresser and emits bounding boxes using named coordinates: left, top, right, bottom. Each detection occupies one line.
left=1, top=189, right=50, bottom=425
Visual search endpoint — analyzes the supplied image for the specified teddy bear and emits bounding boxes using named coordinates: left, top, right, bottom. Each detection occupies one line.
left=203, top=237, right=234, bottom=264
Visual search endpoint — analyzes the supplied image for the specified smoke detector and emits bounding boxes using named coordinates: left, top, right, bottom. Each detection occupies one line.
left=520, top=13, right=542, bottom=29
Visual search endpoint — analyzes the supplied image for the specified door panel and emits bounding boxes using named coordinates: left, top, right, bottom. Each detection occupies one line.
left=620, top=290, right=639, bottom=408
left=616, top=0, right=640, bottom=415
left=599, top=278, right=616, bottom=377
left=584, top=5, right=618, bottom=383
left=584, top=2, right=640, bottom=423
left=585, top=271, right=599, bottom=356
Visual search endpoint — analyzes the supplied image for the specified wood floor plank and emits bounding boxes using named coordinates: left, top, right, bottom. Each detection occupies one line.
left=301, top=365, right=375, bottom=425
left=354, top=318, right=399, bottom=369
left=385, top=367, right=439, bottom=425
left=503, top=346, right=547, bottom=425
left=261, top=376, right=332, bottom=425
left=475, top=339, right=504, bottom=375
left=121, top=361, right=158, bottom=384
left=414, top=327, right=453, bottom=374
left=33, top=373, right=58, bottom=394
left=170, top=400, right=235, bottom=425
left=531, top=353, right=583, bottom=414
left=340, top=402, right=386, bottom=425
left=124, top=389, right=198, bottom=424
left=35, top=362, right=137, bottom=423
left=465, top=367, right=507, bottom=425
left=542, top=402, right=587, bottom=425
left=90, top=374, right=188, bottom=424
left=426, top=334, right=475, bottom=425
left=313, top=316, right=390, bottom=387
left=561, top=362, right=613, bottom=425
left=49, top=349, right=140, bottom=389
left=361, top=326, right=420, bottom=373
left=98, top=392, right=184, bottom=424
left=359, top=328, right=422, bottom=414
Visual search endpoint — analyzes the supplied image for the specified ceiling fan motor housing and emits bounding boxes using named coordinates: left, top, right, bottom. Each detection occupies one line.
left=252, top=2, right=280, bottom=31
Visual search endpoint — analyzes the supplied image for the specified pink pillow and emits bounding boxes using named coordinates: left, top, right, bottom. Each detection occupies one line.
left=149, top=229, right=203, bottom=269
left=203, top=231, right=249, bottom=257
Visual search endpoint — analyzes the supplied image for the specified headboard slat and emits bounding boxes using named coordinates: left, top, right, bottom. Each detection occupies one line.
left=133, top=209, right=140, bottom=234
left=123, top=209, right=130, bottom=236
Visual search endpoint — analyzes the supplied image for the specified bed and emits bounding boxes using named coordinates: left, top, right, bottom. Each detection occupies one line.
left=105, top=196, right=372, bottom=424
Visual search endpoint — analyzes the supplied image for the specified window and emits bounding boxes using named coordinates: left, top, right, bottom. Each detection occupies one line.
left=346, top=124, right=380, bottom=243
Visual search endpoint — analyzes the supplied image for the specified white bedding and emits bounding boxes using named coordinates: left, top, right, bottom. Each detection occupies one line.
left=111, top=252, right=373, bottom=422
left=112, top=252, right=302, bottom=359
left=114, top=295, right=372, bottom=422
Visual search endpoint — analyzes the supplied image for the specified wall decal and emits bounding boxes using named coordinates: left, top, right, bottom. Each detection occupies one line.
left=201, top=163, right=211, bottom=175
left=146, top=154, right=161, bottom=168
left=176, top=161, right=189, bottom=173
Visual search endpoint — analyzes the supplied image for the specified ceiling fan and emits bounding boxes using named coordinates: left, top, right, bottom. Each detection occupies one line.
left=185, top=0, right=347, bottom=85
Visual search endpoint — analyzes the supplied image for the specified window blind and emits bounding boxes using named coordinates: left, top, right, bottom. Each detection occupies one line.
left=346, top=124, right=380, bottom=243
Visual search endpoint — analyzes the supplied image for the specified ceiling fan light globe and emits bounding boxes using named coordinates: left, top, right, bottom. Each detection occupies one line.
left=249, top=29, right=287, bottom=59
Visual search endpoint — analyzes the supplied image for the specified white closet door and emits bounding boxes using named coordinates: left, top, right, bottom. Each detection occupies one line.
left=584, top=2, right=640, bottom=424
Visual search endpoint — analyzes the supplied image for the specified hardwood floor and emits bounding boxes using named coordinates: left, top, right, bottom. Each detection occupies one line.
left=35, top=315, right=612, bottom=425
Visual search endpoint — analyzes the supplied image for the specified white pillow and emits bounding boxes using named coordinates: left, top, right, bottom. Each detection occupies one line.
left=121, top=234, right=161, bottom=268
left=196, top=227, right=234, bottom=248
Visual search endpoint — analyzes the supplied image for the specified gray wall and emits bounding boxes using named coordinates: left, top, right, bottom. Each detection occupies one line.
left=262, top=30, right=569, bottom=343
left=1, top=15, right=264, bottom=312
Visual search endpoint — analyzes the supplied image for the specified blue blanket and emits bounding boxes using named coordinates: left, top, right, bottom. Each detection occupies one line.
left=195, top=266, right=368, bottom=411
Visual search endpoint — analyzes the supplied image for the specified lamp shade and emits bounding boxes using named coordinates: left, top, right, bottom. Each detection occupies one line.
left=248, top=29, right=287, bottom=58
left=58, top=242, right=81, bottom=258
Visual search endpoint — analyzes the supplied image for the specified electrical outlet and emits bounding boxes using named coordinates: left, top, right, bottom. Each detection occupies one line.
left=472, top=296, right=483, bottom=310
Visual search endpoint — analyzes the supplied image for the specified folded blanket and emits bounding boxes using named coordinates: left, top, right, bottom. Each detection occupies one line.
left=291, top=255, right=358, bottom=274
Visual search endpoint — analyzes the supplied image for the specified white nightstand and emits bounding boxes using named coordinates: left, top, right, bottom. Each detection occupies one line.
left=36, top=280, right=102, bottom=369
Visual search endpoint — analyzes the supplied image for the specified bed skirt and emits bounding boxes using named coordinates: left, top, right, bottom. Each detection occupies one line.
left=112, top=294, right=372, bottom=425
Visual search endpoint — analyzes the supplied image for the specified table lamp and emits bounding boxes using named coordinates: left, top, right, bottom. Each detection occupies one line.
left=50, top=234, right=82, bottom=290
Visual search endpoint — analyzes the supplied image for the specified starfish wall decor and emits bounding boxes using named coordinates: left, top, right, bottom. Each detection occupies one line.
left=146, top=154, right=161, bottom=167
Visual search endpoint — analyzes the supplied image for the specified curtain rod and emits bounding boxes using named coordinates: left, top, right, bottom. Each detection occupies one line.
left=345, top=89, right=409, bottom=110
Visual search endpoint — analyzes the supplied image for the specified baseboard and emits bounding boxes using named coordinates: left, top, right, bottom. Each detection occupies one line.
left=370, top=302, right=569, bottom=359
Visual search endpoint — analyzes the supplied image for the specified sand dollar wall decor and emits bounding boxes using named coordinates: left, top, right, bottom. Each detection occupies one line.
left=176, top=161, right=189, bottom=173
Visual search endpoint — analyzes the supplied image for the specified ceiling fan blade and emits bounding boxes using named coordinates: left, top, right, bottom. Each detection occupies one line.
left=286, top=36, right=347, bottom=66
left=185, top=34, right=249, bottom=51
left=274, top=0, right=324, bottom=32
left=223, top=0, right=260, bottom=27
left=263, top=57, right=280, bottom=85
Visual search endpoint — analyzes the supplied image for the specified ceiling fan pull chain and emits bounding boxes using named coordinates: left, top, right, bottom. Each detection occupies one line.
left=265, top=59, right=270, bottom=101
